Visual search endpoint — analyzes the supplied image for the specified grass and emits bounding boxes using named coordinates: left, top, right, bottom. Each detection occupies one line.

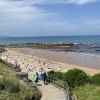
left=74, top=84, right=100, bottom=100
left=0, top=59, right=42, bottom=100
left=48, top=70, right=100, bottom=100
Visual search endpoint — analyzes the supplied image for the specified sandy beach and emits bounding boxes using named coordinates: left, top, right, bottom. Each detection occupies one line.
left=1, top=47, right=100, bottom=76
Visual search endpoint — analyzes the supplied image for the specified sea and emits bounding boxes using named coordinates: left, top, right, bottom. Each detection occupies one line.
left=0, top=35, right=100, bottom=69
left=0, top=35, right=100, bottom=44
left=0, top=35, right=100, bottom=55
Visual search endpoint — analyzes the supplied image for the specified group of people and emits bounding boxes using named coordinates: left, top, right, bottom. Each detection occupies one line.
left=2, top=52, right=49, bottom=85
left=32, top=68, right=48, bottom=85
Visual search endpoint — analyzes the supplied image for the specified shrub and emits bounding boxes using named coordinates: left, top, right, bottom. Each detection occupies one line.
left=48, top=70, right=64, bottom=80
left=0, top=77, right=5, bottom=90
left=90, top=73, right=100, bottom=85
left=64, top=69, right=89, bottom=88
left=0, top=76, right=19, bottom=93
left=20, top=86, right=42, bottom=100
left=53, top=72, right=64, bottom=80
left=48, top=70, right=55, bottom=75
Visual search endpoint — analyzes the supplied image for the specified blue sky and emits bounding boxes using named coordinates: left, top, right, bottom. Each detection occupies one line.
left=0, top=0, right=100, bottom=36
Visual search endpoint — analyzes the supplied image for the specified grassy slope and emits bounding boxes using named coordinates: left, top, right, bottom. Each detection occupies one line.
left=74, top=84, right=100, bottom=100
left=0, top=60, right=41, bottom=100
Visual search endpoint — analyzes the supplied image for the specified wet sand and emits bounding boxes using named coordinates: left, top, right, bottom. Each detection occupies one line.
left=13, top=47, right=100, bottom=69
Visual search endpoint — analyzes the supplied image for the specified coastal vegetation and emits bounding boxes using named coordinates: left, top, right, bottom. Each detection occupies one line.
left=90, top=73, right=100, bottom=85
left=74, top=84, right=100, bottom=100
left=0, top=59, right=42, bottom=100
left=48, top=69, right=100, bottom=100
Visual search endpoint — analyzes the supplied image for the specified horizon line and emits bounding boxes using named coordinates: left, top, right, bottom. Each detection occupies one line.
left=1, top=34, right=100, bottom=38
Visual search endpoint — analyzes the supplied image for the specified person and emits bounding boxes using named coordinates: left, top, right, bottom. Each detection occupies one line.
left=39, top=69, right=47, bottom=85
left=43, top=71, right=47, bottom=84
left=32, top=72, right=39, bottom=84
left=36, top=72, right=40, bottom=80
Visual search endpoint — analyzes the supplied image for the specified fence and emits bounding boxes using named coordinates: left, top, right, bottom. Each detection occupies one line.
left=48, top=76, right=75, bottom=100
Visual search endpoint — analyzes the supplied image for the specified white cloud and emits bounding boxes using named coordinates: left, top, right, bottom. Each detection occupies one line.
left=66, top=0, right=99, bottom=5
left=4, top=0, right=98, bottom=5
left=0, top=0, right=73, bottom=36
left=0, top=0, right=100, bottom=36
left=24, top=0, right=99, bottom=5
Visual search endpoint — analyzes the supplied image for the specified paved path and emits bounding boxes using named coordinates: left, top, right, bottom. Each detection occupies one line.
left=28, top=74, right=66, bottom=100
left=37, top=81, right=66, bottom=100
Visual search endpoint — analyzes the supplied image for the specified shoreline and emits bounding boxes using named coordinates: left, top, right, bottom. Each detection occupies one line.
left=10, top=47, right=100, bottom=69
left=2, top=47, right=100, bottom=76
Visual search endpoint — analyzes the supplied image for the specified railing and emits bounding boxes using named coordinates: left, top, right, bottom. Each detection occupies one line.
left=47, top=76, right=75, bottom=100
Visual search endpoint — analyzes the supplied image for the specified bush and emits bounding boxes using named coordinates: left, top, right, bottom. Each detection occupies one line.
left=0, top=74, right=20, bottom=93
left=19, top=86, right=42, bottom=100
left=53, top=72, right=64, bottom=80
left=90, top=74, right=100, bottom=85
left=64, top=69, right=89, bottom=88
left=48, top=70, right=64, bottom=80
left=48, top=70, right=55, bottom=75
left=0, top=77, right=5, bottom=90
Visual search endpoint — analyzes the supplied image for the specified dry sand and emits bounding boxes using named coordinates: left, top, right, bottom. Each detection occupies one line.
left=1, top=47, right=100, bottom=76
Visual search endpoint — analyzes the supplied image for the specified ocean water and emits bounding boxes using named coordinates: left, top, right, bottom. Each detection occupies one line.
left=0, top=35, right=100, bottom=44
left=0, top=35, right=100, bottom=69
left=1, top=35, right=100, bottom=55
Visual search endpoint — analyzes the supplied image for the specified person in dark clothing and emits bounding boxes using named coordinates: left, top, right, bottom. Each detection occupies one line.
left=36, top=72, right=40, bottom=81
left=39, top=68, right=47, bottom=85
left=43, top=72, right=47, bottom=84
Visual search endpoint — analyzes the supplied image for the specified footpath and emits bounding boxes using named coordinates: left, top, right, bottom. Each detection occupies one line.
left=37, top=81, right=66, bottom=100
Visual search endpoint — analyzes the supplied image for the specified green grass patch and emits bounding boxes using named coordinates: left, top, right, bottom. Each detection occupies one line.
left=74, top=84, right=100, bottom=100
left=0, top=59, right=42, bottom=100
left=48, top=69, right=100, bottom=100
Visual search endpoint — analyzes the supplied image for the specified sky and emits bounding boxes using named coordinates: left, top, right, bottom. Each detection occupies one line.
left=0, top=0, right=100, bottom=36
